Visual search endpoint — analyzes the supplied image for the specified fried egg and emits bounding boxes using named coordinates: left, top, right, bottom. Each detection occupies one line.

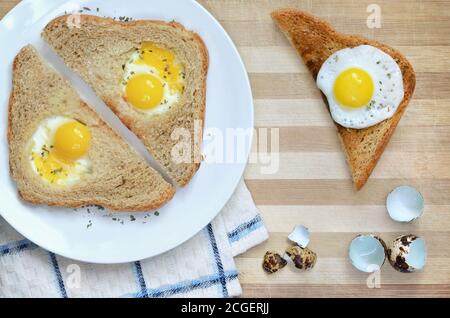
left=317, top=45, right=404, bottom=129
left=30, top=116, right=92, bottom=186
left=121, top=42, right=185, bottom=114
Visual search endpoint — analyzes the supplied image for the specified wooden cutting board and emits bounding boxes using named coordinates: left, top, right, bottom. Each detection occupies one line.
left=2, top=0, right=449, bottom=298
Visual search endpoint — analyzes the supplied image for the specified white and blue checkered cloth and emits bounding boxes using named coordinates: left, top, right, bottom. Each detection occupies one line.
left=0, top=180, right=268, bottom=298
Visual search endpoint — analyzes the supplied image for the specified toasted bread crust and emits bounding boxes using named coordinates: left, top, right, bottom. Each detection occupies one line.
left=272, top=9, right=416, bottom=190
left=17, top=185, right=175, bottom=212
left=43, top=15, right=209, bottom=187
left=8, top=45, right=175, bottom=211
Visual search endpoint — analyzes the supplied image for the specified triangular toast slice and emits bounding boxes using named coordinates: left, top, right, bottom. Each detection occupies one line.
left=42, top=15, right=208, bottom=187
left=8, top=45, right=175, bottom=211
left=272, top=9, right=416, bottom=190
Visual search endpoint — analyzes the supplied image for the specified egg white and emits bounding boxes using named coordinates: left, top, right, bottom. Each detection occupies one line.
left=121, top=51, right=182, bottom=114
left=30, top=116, right=92, bottom=186
left=317, top=45, right=404, bottom=129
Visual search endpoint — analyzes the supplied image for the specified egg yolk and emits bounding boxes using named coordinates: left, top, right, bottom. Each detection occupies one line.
left=53, top=121, right=91, bottom=161
left=125, top=74, right=165, bottom=110
left=137, top=43, right=182, bottom=85
left=32, top=152, right=69, bottom=184
left=123, top=43, right=185, bottom=110
left=333, top=68, right=374, bottom=108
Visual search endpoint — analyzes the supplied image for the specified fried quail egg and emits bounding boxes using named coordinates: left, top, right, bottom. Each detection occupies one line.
left=30, top=116, right=92, bottom=186
left=317, top=45, right=404, bottom=129
left=121, top=42, right=185, bottom=114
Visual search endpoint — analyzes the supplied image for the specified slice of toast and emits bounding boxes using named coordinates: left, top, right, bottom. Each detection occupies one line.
left=272, top=9, right=416, bottom=190
left=42, top=15, right=208, bottom=187
left=8, top=45, right=175, bottom=211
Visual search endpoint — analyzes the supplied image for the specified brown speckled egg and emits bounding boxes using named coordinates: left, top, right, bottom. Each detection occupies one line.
left=285, top=245, right=317, bottom=270
left=262, top=251, right=287, bottom=274
left=387, top=234, right=427, bottom=273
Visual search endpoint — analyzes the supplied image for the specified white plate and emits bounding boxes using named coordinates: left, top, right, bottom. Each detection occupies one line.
left=0, top=0, right=253, bottom=264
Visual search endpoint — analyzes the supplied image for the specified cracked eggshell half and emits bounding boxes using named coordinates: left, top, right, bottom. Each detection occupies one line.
left=387, top=235, right=427, bottom=273
left=288, top=225, right=310, bottom=248
left=387, top=186, right=424, bottom=222
left=348, top=235, right=387, bottom=273
left=283, top=245, right=317, bottom=271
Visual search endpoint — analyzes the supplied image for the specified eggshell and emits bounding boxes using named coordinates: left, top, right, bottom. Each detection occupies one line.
left=387, top=235, right=427, bottom=273
left=287, top=225, right=310, bottom=248
left=387, top=186, right=424, bottom=222
left=284, top=245, right=317, bottom=271
left=348, top=234, right=387, bottom=273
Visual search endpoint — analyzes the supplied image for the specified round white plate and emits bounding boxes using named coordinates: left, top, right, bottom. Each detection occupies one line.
left=0, top=0, right=253, bottom=264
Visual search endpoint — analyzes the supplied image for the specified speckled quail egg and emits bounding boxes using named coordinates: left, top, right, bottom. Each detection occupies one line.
left=284, top=245, right=317, bottom=271
left=387, top=235, right=427, bottom=273
left=262, top=251, right=287, bottom=274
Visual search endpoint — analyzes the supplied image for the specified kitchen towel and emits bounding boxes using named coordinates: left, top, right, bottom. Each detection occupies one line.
left=0, top=179, right=268, bottom=298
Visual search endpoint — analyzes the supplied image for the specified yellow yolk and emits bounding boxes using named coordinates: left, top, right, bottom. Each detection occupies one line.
left=53, top=121, right=91, bottom=161
left=125, top=74, right=164, bottom=110
left=124, top=43, right=184, bottom=110
left=30, top=119, right=92, bottom=185
left=333, top=68, right=374, bottom=108
left=32, top=151, right=69, bottom=184
left=137, top=43, right=182, bottom=85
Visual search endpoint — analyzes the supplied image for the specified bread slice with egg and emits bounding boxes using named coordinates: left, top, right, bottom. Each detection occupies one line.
left=272, top=9, right=416, bottom=190
left=42, top=15, right=208, bottom=187
left=8, top=45, right=175, bottom=211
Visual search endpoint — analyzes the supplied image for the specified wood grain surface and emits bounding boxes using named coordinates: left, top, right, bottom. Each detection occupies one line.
left=2, top=0, right=450, bottom=298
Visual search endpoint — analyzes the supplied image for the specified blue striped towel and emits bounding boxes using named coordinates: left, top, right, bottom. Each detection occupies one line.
left=0, top=180, right=268, bottom=298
